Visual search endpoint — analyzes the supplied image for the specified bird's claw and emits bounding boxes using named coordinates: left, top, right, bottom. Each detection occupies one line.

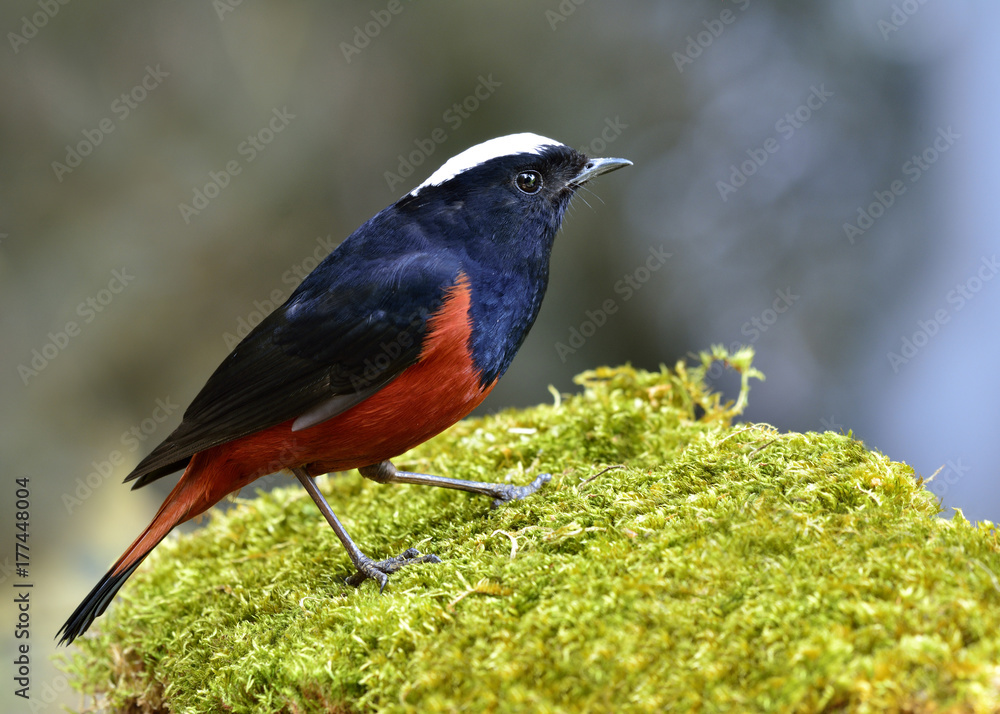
left=489, top=472, right=552, bottom=509
left=345, top=547, right=441, bottom=590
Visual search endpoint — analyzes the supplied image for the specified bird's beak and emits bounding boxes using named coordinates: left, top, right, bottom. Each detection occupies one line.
left=571, top=156, right=633, bottom=185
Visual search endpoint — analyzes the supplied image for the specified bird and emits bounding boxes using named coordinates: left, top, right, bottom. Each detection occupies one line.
left=57, top=132, right=631, bottom=645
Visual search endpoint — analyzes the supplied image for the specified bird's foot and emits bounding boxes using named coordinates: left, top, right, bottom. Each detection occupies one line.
left=488, top=472, right=552, bottom=509
left=345, top=547, right=441, bottom=591
left=359, top=461, right=552, bottom=508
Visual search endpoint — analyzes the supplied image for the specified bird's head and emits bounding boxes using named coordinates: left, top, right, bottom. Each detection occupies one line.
left=399, top=133, right=631, bottom=258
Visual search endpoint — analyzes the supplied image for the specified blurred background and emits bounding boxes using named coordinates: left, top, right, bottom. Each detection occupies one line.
left=2, top=0, right=997, bottom=709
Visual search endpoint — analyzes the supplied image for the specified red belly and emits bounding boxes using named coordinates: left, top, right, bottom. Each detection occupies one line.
left=188, top=273, right=492, bottom=500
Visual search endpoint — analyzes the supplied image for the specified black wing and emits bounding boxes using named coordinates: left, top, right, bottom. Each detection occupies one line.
left=124, top=251, right=461, bottom=488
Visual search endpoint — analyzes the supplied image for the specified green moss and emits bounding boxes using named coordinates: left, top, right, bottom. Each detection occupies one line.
left=57, top=347, right=1000, bottom=713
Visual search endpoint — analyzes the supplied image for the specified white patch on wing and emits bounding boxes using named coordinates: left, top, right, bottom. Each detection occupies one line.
left=410, top=132, right=563, bottom=195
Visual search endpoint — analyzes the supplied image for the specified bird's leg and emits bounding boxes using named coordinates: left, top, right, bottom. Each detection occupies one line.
left=358, top=460, right=551, bottom=509
left=291, top=467, right=440, bottom=591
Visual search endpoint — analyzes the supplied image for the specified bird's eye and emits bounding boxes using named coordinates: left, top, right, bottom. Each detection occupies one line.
left=515, top=171, right=542, bottom=194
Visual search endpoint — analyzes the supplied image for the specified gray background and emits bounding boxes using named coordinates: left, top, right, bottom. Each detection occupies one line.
left=2, top=1, right=997, bottom=710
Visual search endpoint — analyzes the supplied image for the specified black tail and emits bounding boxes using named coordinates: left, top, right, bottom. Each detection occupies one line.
left=57, top=560, right=145, bottom=645
left=58, top=455, right=207, bottom=645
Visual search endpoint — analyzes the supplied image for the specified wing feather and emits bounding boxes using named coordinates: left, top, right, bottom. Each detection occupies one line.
left=124, top=251, right=461, bottom=489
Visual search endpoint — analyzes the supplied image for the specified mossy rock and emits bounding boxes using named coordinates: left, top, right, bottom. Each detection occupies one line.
left=58, top=348, right=1000, bottom=713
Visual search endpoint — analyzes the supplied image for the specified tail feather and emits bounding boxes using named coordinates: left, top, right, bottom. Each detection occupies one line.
left=57, top=458, right=217, bottom=645
left=57, top=559, right=147, bottom=645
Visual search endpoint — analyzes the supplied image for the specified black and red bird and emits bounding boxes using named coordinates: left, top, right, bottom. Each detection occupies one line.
left=58, top=133, right=630, bottom=644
